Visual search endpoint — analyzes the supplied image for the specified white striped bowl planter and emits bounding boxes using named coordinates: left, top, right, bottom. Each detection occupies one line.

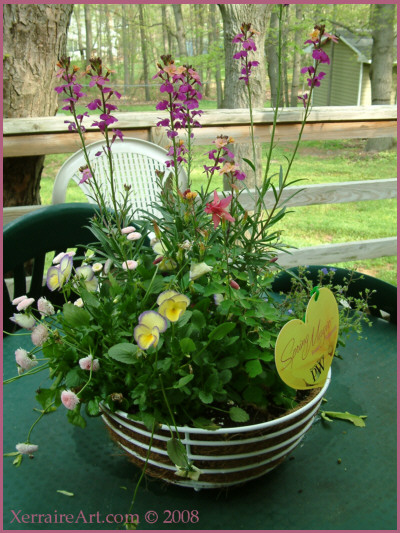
left=101, top=370, right=331, bottom=490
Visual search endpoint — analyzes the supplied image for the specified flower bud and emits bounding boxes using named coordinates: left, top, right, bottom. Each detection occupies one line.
left=229, top=279, right=240, bottom=290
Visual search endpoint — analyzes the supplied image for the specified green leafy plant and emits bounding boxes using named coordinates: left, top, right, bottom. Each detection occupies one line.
left=4, top=9, right=370, bottom=518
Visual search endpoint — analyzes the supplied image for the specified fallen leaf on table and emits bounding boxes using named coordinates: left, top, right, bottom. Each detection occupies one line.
left=57, top=490, right=74, bottom=497
left=321, top=411, right=367, bottom=427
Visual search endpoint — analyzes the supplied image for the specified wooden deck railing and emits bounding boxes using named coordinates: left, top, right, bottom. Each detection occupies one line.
left=3, top=105, right=397, bottom=267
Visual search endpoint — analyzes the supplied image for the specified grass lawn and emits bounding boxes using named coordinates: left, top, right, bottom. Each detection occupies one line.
left=40, top=138, right=397, bottom=285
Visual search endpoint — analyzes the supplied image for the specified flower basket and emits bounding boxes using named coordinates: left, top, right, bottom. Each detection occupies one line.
left=101, top=370, right=331, bottom=489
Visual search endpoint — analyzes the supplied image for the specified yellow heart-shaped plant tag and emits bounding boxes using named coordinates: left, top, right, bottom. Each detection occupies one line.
left=275, top=287, right=339, bottom=390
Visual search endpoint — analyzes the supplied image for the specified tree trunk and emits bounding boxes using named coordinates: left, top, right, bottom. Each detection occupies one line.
left=74, top=5, right=85, bottom=60
left=219, top=4, right=272, bottom=188
left=3, top=4, right=73, bottom=206
left=84, top=4, right=92, bottom=64
left=366, top=4, right=395, bottom=152
left=172, top=5, right=187, bottom=57
left=266, top=8, right=283, bottom=108
left=121, top=8, right=130, bottom=94
left=290, top=5, right=303, bottom=107
left=104, top=5, right=113, bottom=66
left=210, top=4, right=223, bottom=107
left=282, top=6, right=290, bottom=107
left=139, top=5, right=150, bottom=102
left=161, top=5, right=169, bottom=54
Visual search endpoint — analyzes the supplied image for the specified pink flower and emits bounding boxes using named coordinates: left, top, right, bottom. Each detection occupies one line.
left=121, top=226, right=136, bottom=234
left=15, top=348, right=38, bottom=371
left=122, top=260, right=138, bottom=271
left=204, top=190, right=235, bottom=229
left=37, top=297, right=55, bottom=316
left=127, top=232, right=142, bottom=241
left=16, top=298, right=35, bottom=311
left=79, top=355, right=100, bottom=372
left=31, top=324, right=49, bottom=346
left=12, top=295, right=28, bottom=305
left=61, top=390, right=80, bottom=410
left=16, top=443, right=38, bottom=455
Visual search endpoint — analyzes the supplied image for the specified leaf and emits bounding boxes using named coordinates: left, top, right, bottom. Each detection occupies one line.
left=86, top=398, right=101, bottom=416
left=57, top=490, right=74, bottom=497
left=166, top=437, right=187, bottom=468
left=80, top=288, right=100, bottom=309
left=208, top=322, right=236, bottom=341
left=174, top=374, right=194, bottom=389
left=35, top=388, right=56, bottom=410
left=192, top=417, right=221, bottom=431
left=245, top=359, right=263, bottom=378
left=199, top=390, right=213, bottom=404
left=108, top=343, right=138, bottom=364
left=191, top=309, right=206, bottom=330
left=242, top=157, right=256, bottom=172
left=177, top=310, right=192, bottom=327
left=62, top=303, right=91, bottom=327
left=179, top=337, right=196, bottom=353
left=229, top=406, right=250, bottom=423
left=67, top=409, right=86, bottom=429
left=219, top=369, right=232, bottom=384
left=321, top=411, right=367, bottom=427
left=65, top=368, right=84, bottom=388
left=218, top=356, right=239, bottom=369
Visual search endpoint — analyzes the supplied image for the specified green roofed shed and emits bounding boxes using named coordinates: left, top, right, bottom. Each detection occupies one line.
left=310, top=30, right=397, bottom=106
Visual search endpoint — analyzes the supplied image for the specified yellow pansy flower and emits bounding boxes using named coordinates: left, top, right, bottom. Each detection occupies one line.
left=157, top=290, right=190, bottom=323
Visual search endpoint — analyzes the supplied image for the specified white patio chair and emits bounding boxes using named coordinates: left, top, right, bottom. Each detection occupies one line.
left=52, top=137, right=187, bottom=217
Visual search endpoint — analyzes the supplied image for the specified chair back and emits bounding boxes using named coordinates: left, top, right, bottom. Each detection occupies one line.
left=3, top=203, right=99, bottom=330
left=52, top=137, right=187, bottom=217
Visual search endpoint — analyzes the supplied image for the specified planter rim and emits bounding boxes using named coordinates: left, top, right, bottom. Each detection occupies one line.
left=112, top=369, right=331, bottom=435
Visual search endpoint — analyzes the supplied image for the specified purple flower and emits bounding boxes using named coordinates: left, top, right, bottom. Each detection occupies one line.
left=243, top=39, right=256, bottom=51
left=157, top=118, right=170, bottom=127
left=160, top=82, right=174, bottom=93
left=99, top=113, right=118, bottom=125
left=298, top=94, right=308, bottom=108
left=112, top=129, right=124, bottom=142
left=79, top=168, right=92, bottom=184
left=87, top=99, right=102, bottom=110
left=233, top=50, right=248, bottom=60
left=321, top=268, right=329, bottom=275
left=312, top=48, right=330, bottom=64
left=156, top=100, right=169, bottom=111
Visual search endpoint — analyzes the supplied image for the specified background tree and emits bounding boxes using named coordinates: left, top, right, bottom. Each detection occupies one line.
left=3, top=4, right=73, bottom=206
left=84, top=4, right=92, bottom=64
left=365, top=3, right=396, bottom=152
left=219, top=4, right=272, bottom=188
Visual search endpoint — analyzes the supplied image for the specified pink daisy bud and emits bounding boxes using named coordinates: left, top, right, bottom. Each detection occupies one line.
left=16, top=297, right=35, bottom=311
left=61, top=390, right=80, bottom=410
left=37, top=297, right=55, bottom=316
left=153, top=256, right=163, bottom=265
left=31, top=324, right=49, bottom=346
left=127, top=232, right=142, bottom=241
left=122, top=260, right=138, bottom=270
left=79, top=355, right=100, bottom=372
left=229, top=279, right=240, bottom=290
left=12, top=295, right=28, bottom=305
left=15, top=348, right=38, bottom=371
left=121, top=226, right=136, bottom=234
left=16, top=443, right=39, bottom=455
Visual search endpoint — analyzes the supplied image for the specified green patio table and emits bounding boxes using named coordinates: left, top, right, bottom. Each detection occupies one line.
left=3, top=302, right=397, bottom=530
